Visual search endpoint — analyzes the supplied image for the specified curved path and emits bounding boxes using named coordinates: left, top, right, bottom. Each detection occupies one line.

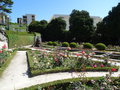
left=0, top=51, right=120, bottom=90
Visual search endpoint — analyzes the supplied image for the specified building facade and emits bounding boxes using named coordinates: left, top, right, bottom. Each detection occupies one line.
left=51, top=14, right=102, bottom=30
left=17, top=18, right=23, bottom=26
left=51, top=14, right=70, bottom=30
left=22, top=14, right=35, bottom=25
left=17, top=14, right=35, bottom=25
left=0, top=13, right=9, bottom=25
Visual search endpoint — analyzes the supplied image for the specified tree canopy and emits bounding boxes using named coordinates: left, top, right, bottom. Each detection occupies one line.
left=28, top=20, right=48, bottom=34
left=0, top=0, right=13, bottom=13
left=44, top=17, right=66, bottom=41
left=96, top=3, right=120, bottom=45
left=69, top=9, right=95, bottom=42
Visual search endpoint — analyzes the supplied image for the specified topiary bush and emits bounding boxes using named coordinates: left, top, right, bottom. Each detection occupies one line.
left=95, top=43, right=107, bottom=50
left=70, top=42, right=77, bottom=48
left=47, top=41, right=53, bottom=45
left=62, top=42, right=69, bottom=47
left=52, top=42, right=58, bottom=46
left=83, top=43, right=93, bottom=49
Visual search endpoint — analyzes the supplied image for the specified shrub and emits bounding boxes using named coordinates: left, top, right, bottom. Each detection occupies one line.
left=62, top=42, right=69, bottom=47
left=70, top=42, right=77, bottom=48
left=52, top=42, right=58, bottom=46
left=83, top=43, right=93, bottom=49
left=95, top=43, right=107, bottom=50
left=47, top=41, right=53, bottom=45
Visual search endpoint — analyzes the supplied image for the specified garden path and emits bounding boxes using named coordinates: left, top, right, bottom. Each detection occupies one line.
left=0, top=51, right=120, bottom=90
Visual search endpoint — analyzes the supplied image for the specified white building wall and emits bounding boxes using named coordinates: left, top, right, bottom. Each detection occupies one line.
left=51, top=14, right=102, bottom=30
left=23, top=14, right=35, bottom=25
left=51, top=14, right=70, bottom=30
left=26, top=14, right=33, bottom=25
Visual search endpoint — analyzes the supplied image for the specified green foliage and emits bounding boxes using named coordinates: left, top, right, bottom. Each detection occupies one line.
left=95, top=43, right=107, bottom=50
left=96, top=3, right=120, bottom=45
left=83, top=43, right=93, bottom=49
left=47, top=41, right=58, bottom=46
left=70, top=42, right=77, bottom=48
left=0, top=0, right=13, bottom=13
left=47, top=41, right=53, bottom=45
left=9, top=23, right=27, bottom=32
left=0, top=51, right=16, bottom=77
left=52, top=42, right=58, bottom=46
left=44, top=17, right=66, bottom=41
left=62, top=30, right=73, bottom=42
left=62, top=42, right=69, bottom=47
left=27, top=50, right=118, bottom=76
left=5, top=30, right=34, bottom=35
left=28, top=20, right=48, bottom=34
left=6, top=31, right=34, bottom=48
left=69, top=9, right=95, bottom=42
left=22, top=77, right=120, bottom=90
left=16, top=48, right=31, bottom=51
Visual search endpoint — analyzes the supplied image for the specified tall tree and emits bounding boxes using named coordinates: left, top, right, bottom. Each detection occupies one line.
left=96, top=3, right=120, bottom=45
left=28, top=20, right=48, bottom=34
left=28, top=21, right=40, bottom=32
left=39, top=20, right=48, bottom=34
left=44, top=17, right=66, bottom=41
left=69, top=9, right=94, bottom=42
left=0, top=0, right=13, bottom=13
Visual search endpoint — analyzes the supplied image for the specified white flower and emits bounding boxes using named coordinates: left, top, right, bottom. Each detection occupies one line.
left=103, top=82, right=107, bottom=86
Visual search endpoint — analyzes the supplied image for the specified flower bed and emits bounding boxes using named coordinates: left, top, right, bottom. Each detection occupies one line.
left=27, top=49, right=119, bottom=77
left=22, top=77, right=120, bottom=90
left=0, top=44, right=16, bottom=76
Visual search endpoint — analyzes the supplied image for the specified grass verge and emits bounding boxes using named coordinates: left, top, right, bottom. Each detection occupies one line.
left=0, top=51, right=17, bottom=77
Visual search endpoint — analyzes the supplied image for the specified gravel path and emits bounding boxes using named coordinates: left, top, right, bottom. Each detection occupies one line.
left=0, top=51, right=120, bottom=90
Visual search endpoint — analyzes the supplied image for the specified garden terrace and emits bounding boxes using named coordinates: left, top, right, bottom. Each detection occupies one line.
left=27, top=49, right=119, bottom=77
left=22, top=77, right=120, bottom=90
left=41, top=42, right=120, bottom=62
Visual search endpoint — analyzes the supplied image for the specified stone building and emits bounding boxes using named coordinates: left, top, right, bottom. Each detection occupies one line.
left=0, top=13, right=9, bottom=25
left=51, top=14, right=102, bottom=30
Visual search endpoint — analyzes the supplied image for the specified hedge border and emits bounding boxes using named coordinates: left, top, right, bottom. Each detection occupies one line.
left=27, top=51, right=119, bottom=77
left=0, top=51, right=17, bottom=77
left=21, top=77, right=120, bottom=90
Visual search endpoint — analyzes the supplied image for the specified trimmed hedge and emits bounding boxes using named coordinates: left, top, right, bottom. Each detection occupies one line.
left=70, top=42, right=77, bottom=48
left=52, top=42, right=58, bottom=46
left=0, top=51, right=17, bottom=77
left=83, top=43, right=93, bottom=49
left=30, top=67, right=119, bottom=77
left=47, top=41, right=58, bottom=46
left=95, top=43, right=107, bottom=50
left=5, top=31, right=35, bottom=48
left=22, top=77, right=120, bottom=90
left=62, top=42, right=69, bottom=47
left=27, top=51, right=119, bottom=77
left=47, top=41, right=53, bottom=45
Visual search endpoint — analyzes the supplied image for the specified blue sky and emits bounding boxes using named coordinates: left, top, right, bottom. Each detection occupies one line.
left=10, top=0, right=120, bottom=22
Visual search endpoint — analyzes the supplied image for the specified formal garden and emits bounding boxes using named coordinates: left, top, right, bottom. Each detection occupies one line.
left=0, top=0, right=120, bottom=89
left=20, top=41, right=120, bottom=89
left=22, top=77, right=120, bottom=90
left=27, top=42, right=119, bottom=76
